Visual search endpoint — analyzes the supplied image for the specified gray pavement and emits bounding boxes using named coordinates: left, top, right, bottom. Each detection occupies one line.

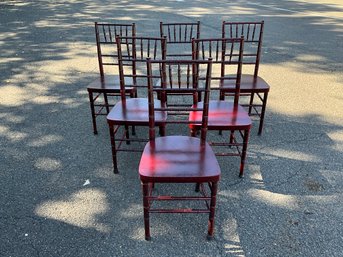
left=1, top=0, right=343, bottom=256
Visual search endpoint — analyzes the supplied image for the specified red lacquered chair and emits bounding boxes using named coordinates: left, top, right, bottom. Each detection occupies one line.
left=160, top=21, right=200, bottom=59
left=191, top=37, right=251, bottom=177
left=87, top=22, right=137, bottom=134
left=139, top=58, right=220, bottom=241
left=107, top=36, right=167, bottom=173
left=221, top=21, right=269, bottom=135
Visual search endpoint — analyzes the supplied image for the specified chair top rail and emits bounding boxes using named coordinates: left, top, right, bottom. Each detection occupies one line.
left=160, top=21, right=200, bottom=25
left=222, top=21, right=264, bottom=25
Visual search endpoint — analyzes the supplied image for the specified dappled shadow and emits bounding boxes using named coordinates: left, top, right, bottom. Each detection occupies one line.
left=1, top=0, right=342, bottom=256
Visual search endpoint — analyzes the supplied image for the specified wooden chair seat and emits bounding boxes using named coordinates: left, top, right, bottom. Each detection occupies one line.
left=190, top=100, right=252, bottom=129
left=139, top=136, right=221, bottom=183
left=107, top=98, right=166, bottom=125
left=221, top=74, right=270, bottom=93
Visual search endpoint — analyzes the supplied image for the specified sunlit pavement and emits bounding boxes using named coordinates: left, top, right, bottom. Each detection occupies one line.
left=0, top=1, right=342, bottom=256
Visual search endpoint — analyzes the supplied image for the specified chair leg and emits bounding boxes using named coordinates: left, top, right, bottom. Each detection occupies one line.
left=218, top=92, right=225, bottom=135
left=130, top=91, right=137, bottom=135
left=159, top=125, right=166, bottom=137
left=239, top=129, right=250, bottom=178
left=190, top=128, right=197, bottom=137
left=130, top=89, right=137, bottom=99
left=248, top=92, right=255, bottom=115
left=108, top=124, right=119, bottom=174
left=207, top=181, right=218, bottom=240
left=195, top=183, right=200, bottom=192
left=258, top=92, right=269, bottom=136
left=219, top=90, right=225, bottom=101
left=125, top=125, right=130, bottom=144
left=88, top=90, right=98, bottom=135
left=229, top=130, right=235, bottom=145
left=142, top=182, right=151, bottom=241
left=103, top=92, right=110, bottom=114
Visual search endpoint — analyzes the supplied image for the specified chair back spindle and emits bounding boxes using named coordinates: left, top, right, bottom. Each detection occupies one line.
left=160, top=21, right=200, bottom=59
left=222, top=21, right=264, bottom=77
left=116, top=36, right=167, bottom=102
left=95, top=22, right=136, bottom=77
left=146, top=59, right=213, bottom=143
left=192, top=37, right=245, bottom=106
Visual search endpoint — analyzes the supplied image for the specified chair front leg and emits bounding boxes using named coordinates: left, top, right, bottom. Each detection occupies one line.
left=248, top=92, right=255, bottom=115
left=229, top=130, right=235, bottom=145
left=130, top=90, right=137, bottom=136
left=239, top=129, right=250, bottom=178
left=207, top=181, right=218, bottom=240
left=124, top=125, right=130, bottom=144
left=103, top=92, right=110, bottom=114
left=258, top=92, right=269, bottom=136
left=88, top=90, right=98, bottom=135
left=195, top=183, right=201, bottom=192
left=219, top=90, right=225, bottom=101
left=142, top=182, right=151, bottom=241
left=159, top=124, right=166, bottom=137
left=108, top=123, right=119, bottom=174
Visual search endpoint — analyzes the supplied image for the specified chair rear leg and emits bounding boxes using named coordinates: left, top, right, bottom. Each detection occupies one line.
left=130, top=90, right=137, bottom=135
left=239, top=129, right=250, bottom=178
left=258, top=92, right=269, bottom=136
left=125, top=125, right=130, bottom=144
left=159, top=124, right=166, bottom=137
left=207, top=181, right=218, bottom=240
left=190, top=127, right=197, bottom=137
left=197, top=91, right=202, bottom=102
left=195, top=183, right=201, bottom=192
left=219, top=90, right=225, bottom=101
left=109, top=124, right=119, bottom=174
left=248, top=92, right=255, bottom=115
left=142, top=182, right=151, bottom=241
left=229, top=130, right=235, bottom=145
left=104, top=92, right=110, bottom=113
left=88, top=90, right=98, bottom=135
left=218, top=91, right=225, bottom=135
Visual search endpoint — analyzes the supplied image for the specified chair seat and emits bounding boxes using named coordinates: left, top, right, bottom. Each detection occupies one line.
left=190, top=100, right=252, bottom=130
left=139, top=136, right=221, bottom=183
left=107, top=98, right=167, bottom=125
left=222, top=74, right=270, bottom=93
left=87, top=75, right=134, bottom=92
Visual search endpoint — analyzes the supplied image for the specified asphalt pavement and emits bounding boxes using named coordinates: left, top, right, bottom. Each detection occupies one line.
left=0, top=0, right=342, bottom=256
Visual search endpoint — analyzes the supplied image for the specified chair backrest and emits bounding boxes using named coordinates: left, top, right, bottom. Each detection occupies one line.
left=192, top=37, right=244, bottom=106
left=222, top=21, right=264, bottom=77
left=95, top=22, right=136, bottom=77
left=116, top=36, right=167, bottom=101
left=146, top=59, right=213, bottom=142
left=160, top=21, right=200, bottom=59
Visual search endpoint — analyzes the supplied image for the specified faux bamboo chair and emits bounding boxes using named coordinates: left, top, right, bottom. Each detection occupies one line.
left=107, top=36, right=167, bottom=173
left=87, top=22, right=137, bottom=134
left=221, top=21, right=269, bottom=135
left=191, top=37, right=251, bottom=177
left=139, top=58, right=220, bottom=241
left=160, top=21, right=200, bottom=59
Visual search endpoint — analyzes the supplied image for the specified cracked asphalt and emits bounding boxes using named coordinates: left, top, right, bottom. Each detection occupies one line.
left=0, top=0, right=342, bottom=256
